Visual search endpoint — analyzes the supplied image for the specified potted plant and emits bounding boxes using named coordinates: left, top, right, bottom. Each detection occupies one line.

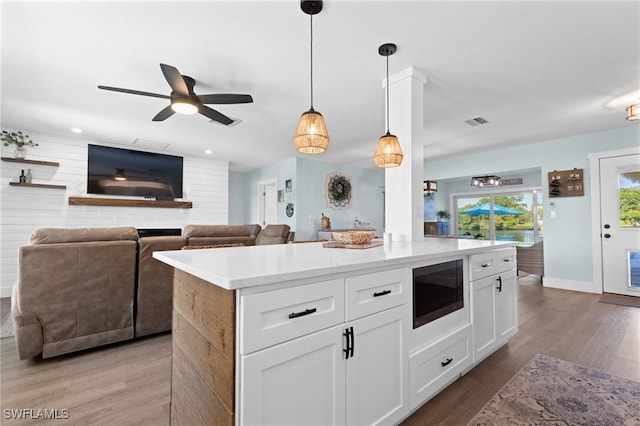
left=436, top=210, right=451, bottom=222
left=1, top=130, right=38, bottom=159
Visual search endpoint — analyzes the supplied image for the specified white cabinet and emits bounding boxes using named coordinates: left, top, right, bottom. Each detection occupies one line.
left=239, top=269, right=409, bottom=426
left=409, top=324, right=472, bottom=409
left=346, top=307, right=407, bottom=426
left=240, top=323, right=346, bottom=426
left=470, top=248, right=518, bottom=364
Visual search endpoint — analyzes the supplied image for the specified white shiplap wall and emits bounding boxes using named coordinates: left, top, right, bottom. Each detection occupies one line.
left=0, top=131, right=229, bottom=297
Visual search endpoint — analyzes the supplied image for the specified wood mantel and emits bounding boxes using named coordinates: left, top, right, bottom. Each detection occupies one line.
left=68, top=197, right=192, bottom=209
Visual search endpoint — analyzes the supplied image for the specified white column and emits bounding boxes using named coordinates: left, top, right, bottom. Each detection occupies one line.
left=384, top=67, right=427, bottom=242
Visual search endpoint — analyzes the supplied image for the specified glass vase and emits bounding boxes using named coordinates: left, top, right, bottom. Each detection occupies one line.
left=13, top=147, right=27, bottom=159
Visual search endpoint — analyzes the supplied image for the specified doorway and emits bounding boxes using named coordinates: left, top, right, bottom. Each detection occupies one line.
left=590, top=148, right=640, bottom=297
left=257, top=179, right=278, bottom=227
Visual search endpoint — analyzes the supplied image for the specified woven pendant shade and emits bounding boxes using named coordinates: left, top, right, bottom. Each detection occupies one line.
left=626, top=103, right=640, bottom=121
left=294, top=108, right=329, bottom=154
left=374, top=131, right=403, bottom=168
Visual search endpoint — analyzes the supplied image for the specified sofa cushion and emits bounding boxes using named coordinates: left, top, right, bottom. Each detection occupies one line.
left=136, top=236, right=187, bottom=338
left=30, top=227, right=139, bottom=245
left=183, top=225, right=251, bottom=238
left=256, top=224, right=291, bottom=245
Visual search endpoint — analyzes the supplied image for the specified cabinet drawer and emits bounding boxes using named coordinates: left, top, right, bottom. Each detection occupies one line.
left=240, top=279, right=345, bottom=354
left=409, top=325, right=472, bottom=409
left=469, top=251, right=497, bottom=281
left=345, top=268, right=408, bottom=322
left=496, top=248, right=516, bottom=273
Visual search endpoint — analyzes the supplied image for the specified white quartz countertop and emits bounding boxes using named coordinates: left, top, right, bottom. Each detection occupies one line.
left=154, top=238, right=515, bottom=290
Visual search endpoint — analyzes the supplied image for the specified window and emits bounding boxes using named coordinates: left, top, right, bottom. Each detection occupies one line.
left=454, top=190, right=542, bottom=243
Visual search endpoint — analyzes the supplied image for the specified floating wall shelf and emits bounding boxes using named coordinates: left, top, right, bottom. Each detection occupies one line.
left=1, top=157, right=60, bottom=167
left=68, top=197, right=193, bottom=209
left=9, top=182, right=67, bottom=190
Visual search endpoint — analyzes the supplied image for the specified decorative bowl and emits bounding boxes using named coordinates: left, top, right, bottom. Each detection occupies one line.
left=332, top=230, right=376, bottom=245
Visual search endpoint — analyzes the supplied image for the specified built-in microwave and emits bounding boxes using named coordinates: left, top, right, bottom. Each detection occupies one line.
left=413, top=259, right=464, bottom=329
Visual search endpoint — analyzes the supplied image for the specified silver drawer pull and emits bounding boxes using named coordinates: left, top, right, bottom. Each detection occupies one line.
left=288, top=308, right=317, bottom=319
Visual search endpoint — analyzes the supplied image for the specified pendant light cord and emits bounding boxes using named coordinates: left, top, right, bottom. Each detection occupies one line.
left=385, top=54, right=390, bottom=133
left=310, top=13, right=314, bottom=109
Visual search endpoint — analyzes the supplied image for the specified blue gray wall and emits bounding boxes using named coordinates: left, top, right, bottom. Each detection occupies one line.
left=424, top=125, right=639, bottom=291
left=229, top=157, right=385, bottom=240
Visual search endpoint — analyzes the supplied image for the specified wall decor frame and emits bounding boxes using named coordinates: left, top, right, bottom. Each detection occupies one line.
left=325, top=172, right=352, bottom=209
left=548, top=168, right=584, bottom=197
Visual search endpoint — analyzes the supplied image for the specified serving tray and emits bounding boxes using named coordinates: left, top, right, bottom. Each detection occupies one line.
left=322, top=240, right=384, bottom=250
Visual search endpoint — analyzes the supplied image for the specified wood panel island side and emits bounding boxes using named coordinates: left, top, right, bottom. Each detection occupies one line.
left=154, top=238, right=517, bottom=426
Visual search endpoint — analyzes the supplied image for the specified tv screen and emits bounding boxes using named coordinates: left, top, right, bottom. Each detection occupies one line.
left=87, top=144, right=183, bottom=199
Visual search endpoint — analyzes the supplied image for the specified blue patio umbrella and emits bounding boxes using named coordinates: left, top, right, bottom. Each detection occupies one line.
left=459, top=203, right=523, bottom=216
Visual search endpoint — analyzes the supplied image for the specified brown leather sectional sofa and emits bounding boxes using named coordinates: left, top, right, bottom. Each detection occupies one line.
left=12, top=224, right=292, bottom=359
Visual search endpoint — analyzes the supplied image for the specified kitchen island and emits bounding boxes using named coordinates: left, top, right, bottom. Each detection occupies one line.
left=155, top=238, right=517, bottom=425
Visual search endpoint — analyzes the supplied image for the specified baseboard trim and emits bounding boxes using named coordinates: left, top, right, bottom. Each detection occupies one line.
left=543, top=277, right=600, bottom=294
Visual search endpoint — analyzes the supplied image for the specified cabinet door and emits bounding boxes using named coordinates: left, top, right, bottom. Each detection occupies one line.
left=240, top=325, right=346, bottom=426
left=495, top=269, right=518, bottom=341
left=346, top=307, right=408, bottom=426
left=471, top=275, right=497, bottom=363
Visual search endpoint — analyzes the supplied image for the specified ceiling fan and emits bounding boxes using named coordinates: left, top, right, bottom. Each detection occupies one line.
left=98, top=63, right=253, bottom=125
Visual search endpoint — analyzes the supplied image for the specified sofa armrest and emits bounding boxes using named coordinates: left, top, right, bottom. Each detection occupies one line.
left=12, top=285, right=44, bottom=360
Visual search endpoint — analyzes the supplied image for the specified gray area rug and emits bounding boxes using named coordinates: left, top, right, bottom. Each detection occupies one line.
left=0, top=312, right=14, bottom=338
left=468, top=353, right=640, bottom=425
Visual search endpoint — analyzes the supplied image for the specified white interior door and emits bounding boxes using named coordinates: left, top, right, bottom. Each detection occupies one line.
left=601, top=153, right=640, bottom=296
left=258, top=179, right=278, bottom=226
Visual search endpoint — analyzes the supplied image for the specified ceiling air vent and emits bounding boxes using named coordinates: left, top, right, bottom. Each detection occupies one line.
left=133, top=138, right=170, bottom=149
left=464, top=117, right=489, bottom=127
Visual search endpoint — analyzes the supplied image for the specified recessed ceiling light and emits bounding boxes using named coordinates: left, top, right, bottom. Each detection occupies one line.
left=71, top=127, right=82, bottom=133
left=205, top=149, right=213, bottom=155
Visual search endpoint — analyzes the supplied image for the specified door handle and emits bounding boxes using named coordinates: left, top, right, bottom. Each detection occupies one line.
left=603, top=233, right=611, bottom=239
left=496, top=276, right=503, bottom=292
left=343, top=327, right=354, bottom=359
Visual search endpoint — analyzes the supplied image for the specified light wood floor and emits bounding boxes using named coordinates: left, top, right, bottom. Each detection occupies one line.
left=1, top=274, right=638, bottom=426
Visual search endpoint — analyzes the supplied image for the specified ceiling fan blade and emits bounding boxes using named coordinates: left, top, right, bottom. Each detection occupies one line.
left=98, top=85, right=170, bottom=99
left=160, top=63, right=189, bottom=95
left=198, top=105, right=234, bottom=125
left=197, top=94, right=254, bottom=104
left=152, top=105, right=175, bottom=121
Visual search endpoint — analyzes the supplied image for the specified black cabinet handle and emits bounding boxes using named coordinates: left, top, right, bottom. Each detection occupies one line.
left=503, top=258, right=511, bottom=262
left=373, top=290, right=391, bottom=297
left=343, top=327, right=354, bottom=359
left=350, top=326, right=355, bottom=358
left=441, top=358, right=453, bottom=367
left=603, top=233, right=611, bottom=239
left=288, top=308, right=317, bottom=319
left=481, top=263, right=491, bottom=268
left=496, top=276, right=503, bottom=292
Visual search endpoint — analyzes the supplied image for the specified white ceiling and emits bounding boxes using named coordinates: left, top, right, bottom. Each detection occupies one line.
left=1, top=1, right=639, bottom=172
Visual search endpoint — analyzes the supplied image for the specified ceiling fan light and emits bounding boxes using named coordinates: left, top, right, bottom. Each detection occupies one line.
left=374, top=132, right=403, bottom=168
left=294, top=109, right=329, bottom=154
left=626, top=103, right=640, bottom=121
left=171, top=99, right=198, bottom=115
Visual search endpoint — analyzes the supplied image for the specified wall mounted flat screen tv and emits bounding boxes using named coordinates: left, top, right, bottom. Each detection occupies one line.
left=87, top=144, right=183, bottom=199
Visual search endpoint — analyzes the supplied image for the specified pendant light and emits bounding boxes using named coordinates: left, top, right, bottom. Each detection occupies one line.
left=626, top=103, right=640, bottom=121
left=374, top=43, right=403, bottom=168
left=294, top=0, right=329, bottom=154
